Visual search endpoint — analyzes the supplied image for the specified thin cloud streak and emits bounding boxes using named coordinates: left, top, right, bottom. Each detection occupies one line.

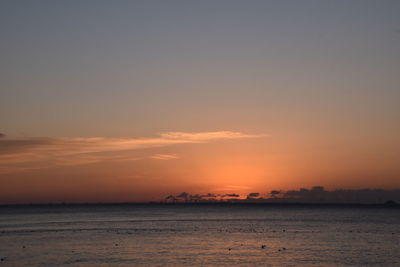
left=160, top=131, right=266, bottom=141
left=150, top=154, right=179, bottom=160
left=0, top=131, right=266, bottom=172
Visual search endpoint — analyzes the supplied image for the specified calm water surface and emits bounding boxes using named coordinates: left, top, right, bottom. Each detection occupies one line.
left=0, top=205, right=399, bottom=266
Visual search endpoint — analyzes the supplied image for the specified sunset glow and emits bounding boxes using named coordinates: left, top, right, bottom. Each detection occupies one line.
left=1, top=0, right=399, bottom=204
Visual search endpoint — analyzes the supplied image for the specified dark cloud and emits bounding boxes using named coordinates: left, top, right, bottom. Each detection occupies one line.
left=224, top=194, right=240, bottom=198
left=247, top=192, right=260, bottom=198
left=165, top=195, right=177, bottom=201
left=177, top=192, right=190, bottom=199
left=280, top=187, right=400, bottom=204
left=0, top=138, right=54, bottom=154
left=165, top=192, right=219, bottom=202
left=165, top=187, right=400, bottom=204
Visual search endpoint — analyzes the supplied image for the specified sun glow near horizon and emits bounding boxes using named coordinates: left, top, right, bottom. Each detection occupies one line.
left=0, top=127, right=399, bottom=204
left=1, top=0, right=400, bottom=204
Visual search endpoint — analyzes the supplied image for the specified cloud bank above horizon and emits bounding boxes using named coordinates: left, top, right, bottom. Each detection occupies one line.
left=0, top=131, right=266, bottom=172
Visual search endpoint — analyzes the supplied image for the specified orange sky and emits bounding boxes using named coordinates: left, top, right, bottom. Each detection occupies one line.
left=0, top=130, right=399, bottom=204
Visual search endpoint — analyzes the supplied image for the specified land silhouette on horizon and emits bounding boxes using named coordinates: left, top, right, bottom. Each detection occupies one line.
left=164, top=186, right=400, bottom=205
left=1, top=186, right=399, bottom=206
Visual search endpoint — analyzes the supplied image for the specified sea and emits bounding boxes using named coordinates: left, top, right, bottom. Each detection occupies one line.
left=0, top=204, right=399, bottom=267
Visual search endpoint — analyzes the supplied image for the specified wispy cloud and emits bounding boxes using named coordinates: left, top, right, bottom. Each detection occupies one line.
left=0, top=131, right=266, bottom=172
left=160, top=131, right=265, bottom=141
left=150, top=154, right=179, bottom=160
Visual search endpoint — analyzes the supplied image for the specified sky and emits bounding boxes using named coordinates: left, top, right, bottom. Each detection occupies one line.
left=1, top=0, right=399, bottom=204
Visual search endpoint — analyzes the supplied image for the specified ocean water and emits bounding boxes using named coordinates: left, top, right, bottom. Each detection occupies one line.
left=0, top=205, right=399, bottom=267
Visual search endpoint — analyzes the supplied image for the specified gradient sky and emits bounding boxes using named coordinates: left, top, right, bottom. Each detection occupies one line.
left=1, top=0, right=399, bottom=203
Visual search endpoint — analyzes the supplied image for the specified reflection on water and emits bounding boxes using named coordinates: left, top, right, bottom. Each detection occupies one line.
left=0, top=205, right=399, bottom=266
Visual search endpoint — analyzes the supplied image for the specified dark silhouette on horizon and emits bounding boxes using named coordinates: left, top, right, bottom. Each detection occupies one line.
left=165, top=186, right=400, bottom=204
